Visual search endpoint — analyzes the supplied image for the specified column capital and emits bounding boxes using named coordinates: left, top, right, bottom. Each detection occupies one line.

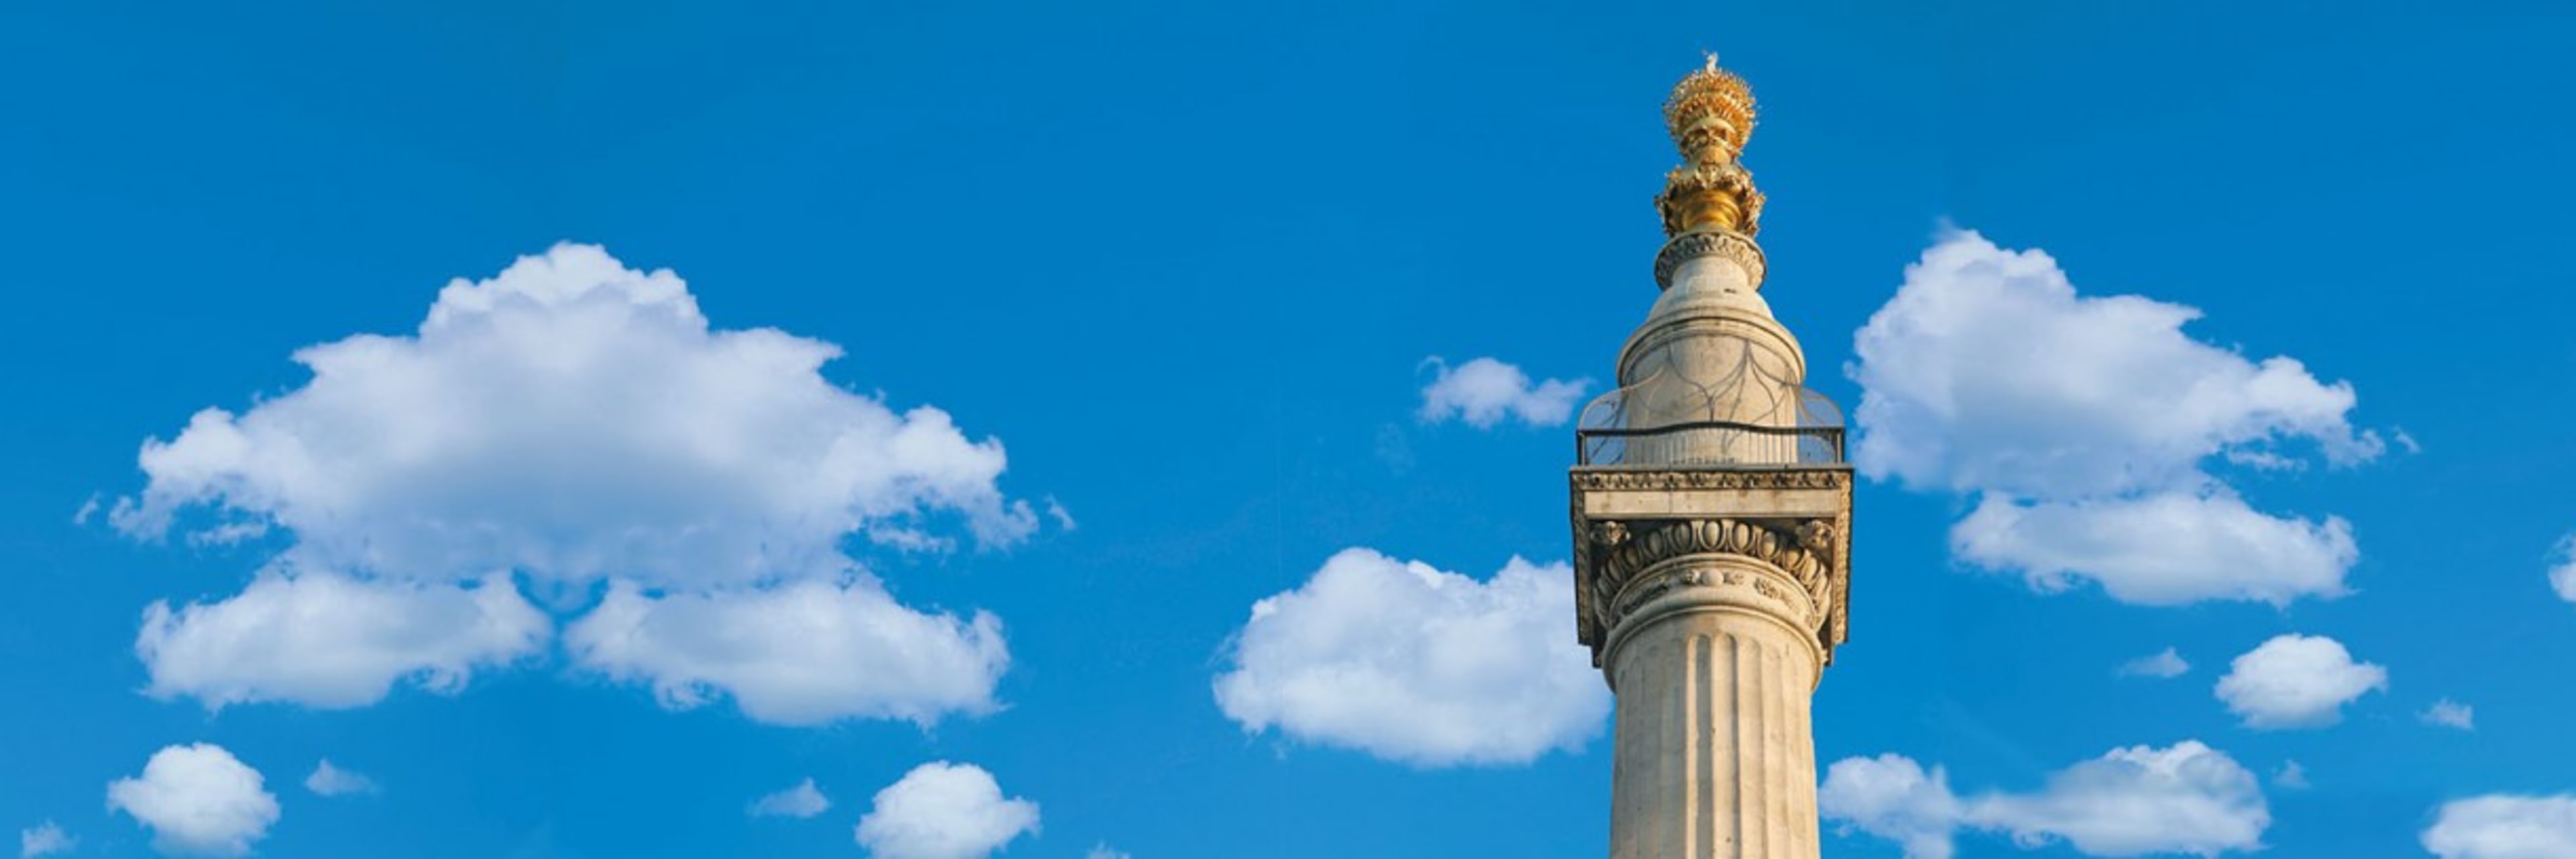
left=1570, top=467, right=1853, bottom=667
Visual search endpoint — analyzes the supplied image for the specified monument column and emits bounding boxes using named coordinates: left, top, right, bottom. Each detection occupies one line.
left=1569, top=58, right=1853, bottom=859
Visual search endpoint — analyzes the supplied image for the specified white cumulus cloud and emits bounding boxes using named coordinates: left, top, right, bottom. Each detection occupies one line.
left=303, top=759, right=377, bottom=797
left=853, top=762, right=1038, bottom=859
left=2118, top=647, right=2191, bottom=678
left=111, top=243, right=1036, bottom=579
left=1823, top=741, right=2268, bottom=858
left=19, top=821, right=73, bottom=858
left=1819, top=754, right=1963, bottom=859
left=105, top=744, right=279, bottom=857
left=2214, top=634, right=2386, bottom=729
left=1952, top=491, right=2355, bottom=606
left=136, top=572, right=546, bottom=709
left=1212, top=548, right=1610, bottom=767
left=2424, top=795, right=2576, bottom=859
left=1972, top=742, right=2270, bottom=856
left=564, top=579, right=1006, bottom=726
left=1849, top=230, right=2377, bottom=606
left=110, top=244, right=1036, bottom=723
left=747, top=777, right=830, bottom=819
left=1417, top=357, right=1589, bottom=428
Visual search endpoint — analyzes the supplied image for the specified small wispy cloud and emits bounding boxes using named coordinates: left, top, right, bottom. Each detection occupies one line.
left=20, top=821, right=74, bottom=858
left=1373, top=424, right=1415, bottom=474
left=2116, top=647, right=2190, bottom=679
left=2551, top=535, right=2576, bottom=607
left=747, top=777, right=829, bottom=819
left=306, top=759, right=380, bottom=797
left=2420, top=698, right=2475, bottom=731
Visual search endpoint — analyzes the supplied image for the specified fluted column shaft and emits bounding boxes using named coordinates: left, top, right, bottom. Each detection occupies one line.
left=1603, top=554, right=1823, bottom=859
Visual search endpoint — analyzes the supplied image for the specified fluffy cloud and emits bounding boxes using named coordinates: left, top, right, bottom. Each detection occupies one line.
left=1973, top=742, right=2270, bottom=856
left=1823, top=741, right=2268, bottom=858
left=564, top=579, right=1006, bottom=726
left=136, top=572, right=546, bottom=709
left=19, top=821, right=73, bottom=858
left=2422, top=698, right=2477, bottom=731
left=303, top=760, right=377, bottom=797
left=2424, top=795, right=2576, bottom=859
left=747, top=777, right=830, bottom=819
left=2214, top=634, right=2386, bottom=729
left=1818, top=755, right=1963, bottom=859
left=1212, top=548, right=1610, bottom=767
left=853, top=762, right=1038, bottom=859
left=1953, top=491, right=2355, bottom=606
left=1417, top=357, right=1589, bottom=428
left=2118, top=647, right=2191, bottom=678
left=105, top=744, right=279, bottom=857
left=1850, top=230, right=2377, bottom=605
left=111, top=244, right=1035, bottom=723
left=112, top=243, right=1034, bottom=580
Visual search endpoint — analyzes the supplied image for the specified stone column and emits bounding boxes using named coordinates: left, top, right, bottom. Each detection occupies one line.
left=1602, top=553, right=1822, bottom=859
left=1570, top=487, right=1847, bottom=859
left=1570, top=57, right=1854, bottom=859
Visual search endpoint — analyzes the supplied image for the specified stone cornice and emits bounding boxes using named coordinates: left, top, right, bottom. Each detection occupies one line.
left=1572, top=467, right=1847, bottom=493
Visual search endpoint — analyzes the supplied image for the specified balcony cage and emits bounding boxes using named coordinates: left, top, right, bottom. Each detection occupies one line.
left=1575, top=348, right=1845, bottom=467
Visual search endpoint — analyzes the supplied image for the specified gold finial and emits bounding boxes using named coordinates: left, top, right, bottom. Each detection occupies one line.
left=1656, top=56, right=1764, bottom=238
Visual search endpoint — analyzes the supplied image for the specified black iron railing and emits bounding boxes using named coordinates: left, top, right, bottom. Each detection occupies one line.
left=1576, top=420, right=1845, bottom=466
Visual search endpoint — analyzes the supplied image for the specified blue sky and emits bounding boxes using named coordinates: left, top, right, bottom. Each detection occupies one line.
left=5, top=2, right=2575, bottom=858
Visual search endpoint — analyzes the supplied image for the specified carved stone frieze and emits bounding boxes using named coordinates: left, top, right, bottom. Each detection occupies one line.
left=1571, top=468, right=1845, bottom=492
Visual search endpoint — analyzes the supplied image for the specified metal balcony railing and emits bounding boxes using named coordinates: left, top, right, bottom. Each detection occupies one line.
left=1576, top=420, right=1845, bottom=466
